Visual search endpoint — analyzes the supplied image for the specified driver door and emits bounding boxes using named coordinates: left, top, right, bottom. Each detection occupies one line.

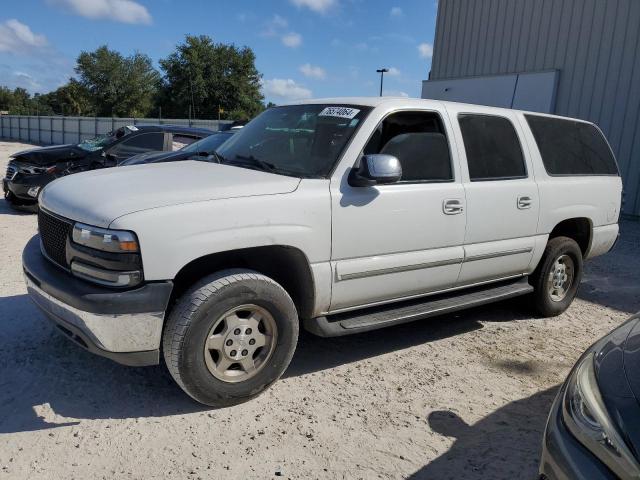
left=329, top=108, right=466, bottom=311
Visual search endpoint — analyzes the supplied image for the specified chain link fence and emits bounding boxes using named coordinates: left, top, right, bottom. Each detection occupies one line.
left=0, top=115, right=233, bottom=145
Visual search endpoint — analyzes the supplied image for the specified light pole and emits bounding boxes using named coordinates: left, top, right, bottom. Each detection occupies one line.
left=376, top=68, right=389, bottom=96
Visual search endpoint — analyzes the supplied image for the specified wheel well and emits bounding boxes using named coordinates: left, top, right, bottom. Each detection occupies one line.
left=549, top=218, right=592, bottom=256
left=170, top=246, right=316, bottom=319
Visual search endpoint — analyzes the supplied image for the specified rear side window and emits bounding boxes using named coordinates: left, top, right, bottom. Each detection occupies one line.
left=459, top=114, right=527, bottom=181
left=525, top=115, right=618, bottom=176
left=171, top=134, right=201, bottom=151
left=363, top=111, right=453, bottom=182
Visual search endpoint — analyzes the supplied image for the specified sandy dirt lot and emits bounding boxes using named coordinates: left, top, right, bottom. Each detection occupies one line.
left=0, top=140, right=638, bottom=479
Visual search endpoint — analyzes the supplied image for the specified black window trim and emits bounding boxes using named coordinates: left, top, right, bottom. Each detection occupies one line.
left=357, top=108, right=456, bottom=185
left=458, top=112, right=529, bottom=182
left=524, top=113, right=621, bottom=178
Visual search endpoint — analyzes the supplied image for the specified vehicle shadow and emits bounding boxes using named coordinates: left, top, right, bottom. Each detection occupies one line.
left=0, top=293, right=206, bottom=434
left=286, top=297, right=534, bottom=378
left=0, top=198, right=36, bottom=216
left=0, top=292, right=531, bottom=434
left=578, top=220, right=640, bottom=315
left=407, top=386, right=559, bottom=479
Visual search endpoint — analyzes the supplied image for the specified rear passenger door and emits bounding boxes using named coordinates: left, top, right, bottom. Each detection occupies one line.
left=445, top=104, right=540, bottom=286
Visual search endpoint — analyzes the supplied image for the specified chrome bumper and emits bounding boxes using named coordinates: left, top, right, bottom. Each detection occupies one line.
left=25, top=273, right=164, bottom=365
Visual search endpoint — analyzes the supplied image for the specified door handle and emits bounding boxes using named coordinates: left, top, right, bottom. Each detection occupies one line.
left=517, top=196, right=532, bottom=210
left=443, top=199, right=464, bottom=215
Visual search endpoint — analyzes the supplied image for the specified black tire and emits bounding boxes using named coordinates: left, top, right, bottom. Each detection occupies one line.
left=530, top=236, right=583, bottom=317
left=163, top=269, right=299, bottom=407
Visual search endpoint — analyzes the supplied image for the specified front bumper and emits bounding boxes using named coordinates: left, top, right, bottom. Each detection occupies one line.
left=23, top=235, right=173, bottom=366
left=539, top=386, right=616, bottom=480
left=4, top=172, right=53, bottom=202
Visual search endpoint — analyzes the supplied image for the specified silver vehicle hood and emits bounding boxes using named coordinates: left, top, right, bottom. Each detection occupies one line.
left=40, top=161, right=301, bottom=227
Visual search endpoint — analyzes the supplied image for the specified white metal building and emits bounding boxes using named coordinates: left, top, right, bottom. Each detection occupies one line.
left=422, top=0, right=640, bottom=218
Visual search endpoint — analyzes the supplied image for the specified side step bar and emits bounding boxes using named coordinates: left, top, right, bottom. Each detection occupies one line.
left=303, top=277, right=533, bottom=337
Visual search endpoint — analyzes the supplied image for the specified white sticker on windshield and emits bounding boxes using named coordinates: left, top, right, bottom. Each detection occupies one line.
left=126, top=125, right=139, bottom=131
left=318, top=107, right=360, bottom=119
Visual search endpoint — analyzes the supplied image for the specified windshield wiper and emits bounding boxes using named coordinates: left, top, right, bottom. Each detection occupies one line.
left=230, top=154, right=277, bottom=173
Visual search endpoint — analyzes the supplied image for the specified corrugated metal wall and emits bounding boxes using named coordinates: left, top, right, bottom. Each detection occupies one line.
left=0, top=116, right=231, bottom=145
left=430, top=0, right=640, bottom=217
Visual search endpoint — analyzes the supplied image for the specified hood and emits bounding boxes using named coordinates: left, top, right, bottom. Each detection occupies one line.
left=624, top=316, right=640, bottom=407
left=119, top=150, right=188, bottom=166
left=594, top=315, right=640, bottom=462
left=40, top=160, right=301, bottom=227
left=10, top=143, right=85, bottom=165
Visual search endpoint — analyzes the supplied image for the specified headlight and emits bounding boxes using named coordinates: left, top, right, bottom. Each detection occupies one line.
left=72, top=223, right=139, bottom=253
left=19, top=165, right=55, bottom=175
left=563, top=352, right=640, bottom=478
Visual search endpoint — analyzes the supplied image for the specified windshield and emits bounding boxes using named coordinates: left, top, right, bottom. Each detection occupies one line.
left=182, top=132, right=234, bottom=154
left=76, top=126, right=131, bottom=152
left=216, top=104, right=371, bottom=178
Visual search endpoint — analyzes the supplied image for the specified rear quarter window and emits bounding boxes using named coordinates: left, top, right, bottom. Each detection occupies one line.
left=525, top=115, right=619, bottom=176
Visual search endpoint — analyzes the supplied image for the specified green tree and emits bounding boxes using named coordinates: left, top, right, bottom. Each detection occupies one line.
left=159, top=35, right=264, bottom=120
left=41, top=80, right=93, bottom=116
left=75, top=45, right=160, bottom=117
left=0, top=86, right=13, bottom=112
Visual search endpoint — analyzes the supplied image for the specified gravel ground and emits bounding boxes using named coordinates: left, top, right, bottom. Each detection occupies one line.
left=0, top=140, right=639, bottom=480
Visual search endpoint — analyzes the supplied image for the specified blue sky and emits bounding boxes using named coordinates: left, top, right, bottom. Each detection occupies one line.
left=0, top=0, right=438, bottom=104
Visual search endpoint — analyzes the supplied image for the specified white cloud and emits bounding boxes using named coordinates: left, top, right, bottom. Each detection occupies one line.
left=299, top=63, right=326, bottom=80
left=263, top=78, right=312, bottom=101
left=418, top=42, right=433, bottom=58
left=281, top=32, right=302, bottom=48
left=390, top=7, right=403, bottom=17
left=0, top=19, right=48, bottom=53
left=48, top=0, right=152, bottom=24
left=270, top=14, right=288, bottom=29
left=382, top=90, right=409, bottom=98
left=290, top=0, right=336, bottom=14
left=387, top=67, right=401, bottom=76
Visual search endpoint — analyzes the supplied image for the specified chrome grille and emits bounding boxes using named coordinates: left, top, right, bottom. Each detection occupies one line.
left=38, top=209, right=73, bottom=268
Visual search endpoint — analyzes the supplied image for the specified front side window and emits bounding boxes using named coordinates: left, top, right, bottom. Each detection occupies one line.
left=525, top=115, right=618, bottom=176
left=216, top=104, right=371, bottom=178
left=108, top=132, right=165, bottom=158
left=362, top=110, right=453, bottom=182
left=459, top=114, right=527, bottom=181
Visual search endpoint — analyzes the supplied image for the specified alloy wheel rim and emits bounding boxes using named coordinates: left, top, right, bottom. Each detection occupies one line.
left=547, top=254, right=575, bottom=302
left=203, top=304, right=277, bottom=383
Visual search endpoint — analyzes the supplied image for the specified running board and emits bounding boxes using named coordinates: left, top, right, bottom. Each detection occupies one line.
left=303, top=278, right=533, bottom=337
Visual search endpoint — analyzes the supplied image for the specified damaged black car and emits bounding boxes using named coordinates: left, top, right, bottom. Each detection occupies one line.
left=3, top=124, right=213, bottom=211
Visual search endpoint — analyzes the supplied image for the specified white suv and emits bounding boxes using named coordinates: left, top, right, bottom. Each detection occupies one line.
left=23, top=97, right=622, bottom=406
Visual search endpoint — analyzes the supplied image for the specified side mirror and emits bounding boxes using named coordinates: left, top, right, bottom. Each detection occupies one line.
left=348, top=154, right=402, bottom=187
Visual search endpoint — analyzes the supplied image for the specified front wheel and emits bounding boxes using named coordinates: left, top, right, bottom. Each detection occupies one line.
left=163, top=269, right=299, bottom=407
left=530, top=236, right=583, bottom=317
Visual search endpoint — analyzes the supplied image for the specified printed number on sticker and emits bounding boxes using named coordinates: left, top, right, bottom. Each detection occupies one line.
left=318, top=107, right=360, bottom=119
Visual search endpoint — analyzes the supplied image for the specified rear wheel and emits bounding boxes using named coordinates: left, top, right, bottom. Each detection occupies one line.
left=530, top=236, right=583, bottom=317
left=163, top=269, right=298, bottom=407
